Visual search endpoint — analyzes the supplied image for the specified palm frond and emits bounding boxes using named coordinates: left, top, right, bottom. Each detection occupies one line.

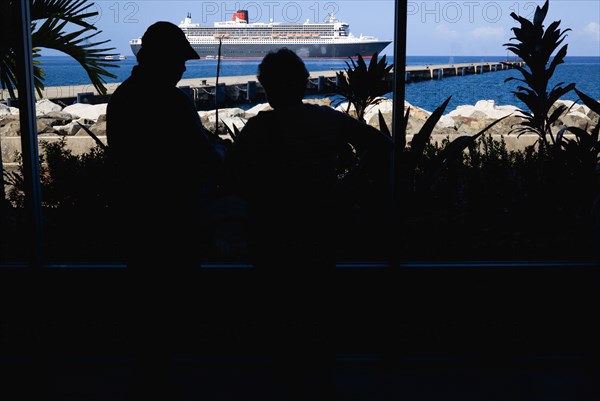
left=0, top=0, right=117, bottom=97
left=31, top=0, right=98, bottom=30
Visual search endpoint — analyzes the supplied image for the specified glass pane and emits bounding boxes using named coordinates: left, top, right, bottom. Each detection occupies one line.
left=404, top=0, right=600, bottom=262
left=27, top=0, right=396, bottom=265
left=1, top=95, right=117, bottom=263
left=1, top=100, right=30, bottom=263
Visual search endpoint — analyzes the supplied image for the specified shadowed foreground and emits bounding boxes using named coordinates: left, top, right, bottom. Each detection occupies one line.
left=1, top=263, right=598, bottom=401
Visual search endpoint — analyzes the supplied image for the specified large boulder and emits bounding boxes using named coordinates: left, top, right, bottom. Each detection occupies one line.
left=363, top=99, right=452, bottom=136
left=547, top=99, right=599, bottom=130
left=199, top=108, right=248, bottom=133
left=553, top=99, right=588, bottom=116
left=199, top=107, right=246, bottom=122
left=447, top=99, right=518, bottom=120
left=36, top=99, right=63, bottom=115
left=75, top=121, right=106, bottom=137
left=484, top=115, right=527, bottom=137
left=0, top=115, right=58, bottom=136
left=54, top=121, right=84, bottom=136
left=303, top=97, right=332, bottom=107
left=0, top=103, right=19, bottom=118
left=62, top=103, right=107, bottom=122
left=38, top=111, right=75, bottom=127
left=37, top=120, right=57, bottom=135
left=0, top=115, right=21, bottom=137
left=73, top=113, right=108, bottom=137
left=556, top=110, right=593, bottom=131
left=244, top=102, right=271, bottom=117
left=363, top=98, right=394, bottom=128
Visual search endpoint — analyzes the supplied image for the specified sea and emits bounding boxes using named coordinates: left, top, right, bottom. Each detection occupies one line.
left=37, top=55, right=600, bottom=112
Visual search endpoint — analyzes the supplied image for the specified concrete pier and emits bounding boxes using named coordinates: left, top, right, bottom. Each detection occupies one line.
left=0, top=61, right=524, bottom=109
left=405, top=61, right=524, bottom=82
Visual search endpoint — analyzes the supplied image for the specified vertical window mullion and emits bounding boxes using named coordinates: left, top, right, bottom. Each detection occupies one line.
left=15, top=0, right=44, bottom=267
left=391, top=0, right=408, bottom=265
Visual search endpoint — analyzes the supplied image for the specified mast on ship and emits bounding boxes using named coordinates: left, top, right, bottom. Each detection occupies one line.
left=179, top=12, right=199, bottom=28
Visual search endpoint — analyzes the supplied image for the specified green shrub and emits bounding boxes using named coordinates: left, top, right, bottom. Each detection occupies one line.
left=3, top=138, right=111, bottom=209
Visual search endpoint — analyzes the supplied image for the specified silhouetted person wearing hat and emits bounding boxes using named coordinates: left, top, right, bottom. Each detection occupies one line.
left=226, top=48, right=392, bottom=401
left=107, top=21, right=223, bottom=270
left=106, top=21, right=224, bottom=400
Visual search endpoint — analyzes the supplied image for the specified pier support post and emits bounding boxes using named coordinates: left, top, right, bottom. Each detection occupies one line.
left=246, top=80, right=257, bottom=102
left=76, top=92, right=95, bottom=104
left=437, top=69, right=443, bottom=79
left=216, top=83, right=226, bottom=106
left=317, top=76, right=326, bottom=93
left=461, top=67, right=465, bottom=76
left=405, top=72, right=410, bottom=82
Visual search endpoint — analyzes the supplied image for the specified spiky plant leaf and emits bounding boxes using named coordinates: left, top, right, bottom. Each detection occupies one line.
left=377, top=110, right=390, bottom=138
left=575, top=88, right=600, bottom=116
left=504, top=0, right=574, bottom=146
left=547, top=104, right=567, bottom=127
left=76, top=122, right=107, bottom=150
left=419, top=114, right=513, bottom=189
left=330, top=51, right=393, bottom=122
left=410, top=96, right=451, bottom=160
left=397, top=106, right=410, bottom=153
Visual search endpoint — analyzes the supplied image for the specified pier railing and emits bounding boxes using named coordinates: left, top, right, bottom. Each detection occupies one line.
left=0, top=61, right=524, bottom=109
left=405, top=61, right=524, bottom=81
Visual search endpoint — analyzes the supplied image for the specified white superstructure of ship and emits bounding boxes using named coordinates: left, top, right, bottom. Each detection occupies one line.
left=130, top=10, right=391, bottom=60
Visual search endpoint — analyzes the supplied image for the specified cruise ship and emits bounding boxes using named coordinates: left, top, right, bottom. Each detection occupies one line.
left=130, top=10, right=391, bottom=59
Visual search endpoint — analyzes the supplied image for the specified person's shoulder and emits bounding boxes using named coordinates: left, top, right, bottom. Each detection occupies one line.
left=244, top=109, right=275, bottom=127
left=253, top=108, right=276, bottom=118
left=109, top=78, right=130, bottom=99
left=303, top=102, right=343, bottom=115
left=107, top=79, right=134, bottom=114
left=108, top=76, right=143, bottom=105
left=302, top=102, right=331, bottom=112
left=302, top=102, right=355, bottom=123
left=235, top=109, right=276, bottom=144
left=174, top=86, right=192, bottom=100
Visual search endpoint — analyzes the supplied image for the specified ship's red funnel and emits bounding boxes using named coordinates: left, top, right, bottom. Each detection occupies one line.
left=232, top=10, right=248, bottom=22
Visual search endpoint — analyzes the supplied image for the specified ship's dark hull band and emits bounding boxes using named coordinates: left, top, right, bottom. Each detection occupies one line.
left=130, top=41, right=391, bottom=59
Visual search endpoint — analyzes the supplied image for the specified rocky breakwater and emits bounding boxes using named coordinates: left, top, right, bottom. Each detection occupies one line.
left=1, top=99, right=108, bottom=165
left=199, top=96, right=599, bottom=152
left=2, top=97, right=598, bottom=166
left=361, top=97, right=599, bottom=151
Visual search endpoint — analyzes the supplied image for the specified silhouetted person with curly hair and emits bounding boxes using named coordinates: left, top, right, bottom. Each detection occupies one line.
left=226, top=48, right=391, bottom=401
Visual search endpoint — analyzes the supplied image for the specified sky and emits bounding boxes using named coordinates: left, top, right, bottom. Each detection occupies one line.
left=42, top=0, right=600, bottom=57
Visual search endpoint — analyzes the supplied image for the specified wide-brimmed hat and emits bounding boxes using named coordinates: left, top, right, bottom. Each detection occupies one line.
left=137, top=21, right=199, bottom=61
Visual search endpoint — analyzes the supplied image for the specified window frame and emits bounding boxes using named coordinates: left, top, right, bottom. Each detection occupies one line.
left=5, top=1, right=597, bottom=269
left=1, top=1, right=405, bottom=268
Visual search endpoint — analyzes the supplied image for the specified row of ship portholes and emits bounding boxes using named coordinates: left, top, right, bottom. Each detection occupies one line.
left=194, top=48, right=323, bottom=55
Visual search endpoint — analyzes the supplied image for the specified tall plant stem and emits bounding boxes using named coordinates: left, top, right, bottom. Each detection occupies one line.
left=215, top=38, right=222, bottom=135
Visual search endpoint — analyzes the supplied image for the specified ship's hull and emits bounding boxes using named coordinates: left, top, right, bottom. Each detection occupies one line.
left=130, top=40, right=391, bottom=60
